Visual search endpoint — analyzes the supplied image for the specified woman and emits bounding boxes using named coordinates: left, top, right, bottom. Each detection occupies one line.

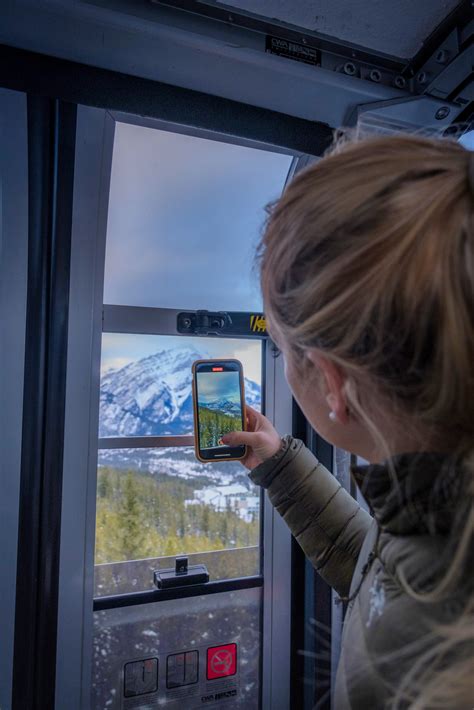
left=222, top=134, right=474, bottom=709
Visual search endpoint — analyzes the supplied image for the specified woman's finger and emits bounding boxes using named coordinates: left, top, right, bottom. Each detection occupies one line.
left=221, top=430, right=262, bottom=447
left=245, top=406, right=259, bottom=429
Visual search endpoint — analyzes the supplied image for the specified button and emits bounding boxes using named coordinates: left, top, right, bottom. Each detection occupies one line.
left=207, top=644, right=237, bottom=680
left=167, top=650, right=199, bottom=688
left=185, top=651, right=199, bottom=684
left=123, top=658, right=158, bottom=697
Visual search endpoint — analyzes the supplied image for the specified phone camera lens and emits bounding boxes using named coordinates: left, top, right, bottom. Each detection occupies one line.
left=211, top=319, right=221, bottom=328
left=182, top=317, right=192, bottom=328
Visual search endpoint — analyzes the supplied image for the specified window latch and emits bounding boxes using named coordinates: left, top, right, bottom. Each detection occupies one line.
left=177, top=310, right=232, bottom=336
left=177, top=309, right=268, bottom=337
left=154, top=556, right=210, bottom=590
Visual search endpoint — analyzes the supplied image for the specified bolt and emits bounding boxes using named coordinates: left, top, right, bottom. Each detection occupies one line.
left=417, top=71, right=428, bottom=84
left=435, top=106, right=450, bottom=120
left=436, top=49, right=449, bottom=64
left=394, top=75, right=406, bottom=89
left=444, top=125, right=459, bottom=136
left=369, top=69, right=381, bottom=82
left=343, top=62, right=357, bottom=76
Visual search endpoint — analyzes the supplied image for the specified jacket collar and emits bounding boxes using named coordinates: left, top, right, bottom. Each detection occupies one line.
left=351, top=452, right=464, bottom=535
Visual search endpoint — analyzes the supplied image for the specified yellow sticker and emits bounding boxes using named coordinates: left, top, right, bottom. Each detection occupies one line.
left=250, top=315, right=267, bottom=333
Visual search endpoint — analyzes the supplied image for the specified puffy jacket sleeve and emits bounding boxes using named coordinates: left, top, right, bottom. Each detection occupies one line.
left=249, top=436, right=371, bottom=597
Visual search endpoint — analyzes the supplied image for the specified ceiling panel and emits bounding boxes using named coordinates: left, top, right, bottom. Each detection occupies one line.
left=210, top=0, right=462, bottom=59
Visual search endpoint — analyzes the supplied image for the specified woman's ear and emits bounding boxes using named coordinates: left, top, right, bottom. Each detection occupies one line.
left=305, top=350, right=350, bottom=424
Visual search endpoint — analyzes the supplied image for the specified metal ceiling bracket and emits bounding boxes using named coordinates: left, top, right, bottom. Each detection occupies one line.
left=349, top=94, right=467, bottom=134
left=425, top=40, right=474, bottom=106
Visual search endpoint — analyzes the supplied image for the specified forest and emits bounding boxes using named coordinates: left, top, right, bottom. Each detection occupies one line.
left=198, top=406, right=242, bottom=449
left=95, top=465, right=259, bottom=565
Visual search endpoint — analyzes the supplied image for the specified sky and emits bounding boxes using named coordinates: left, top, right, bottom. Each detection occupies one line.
left=103, top=122, right=292, bottom=311
left=100, top=121, right=291, bottom=381
left=196, top=371, right=241, bottom=405
left=459, top=129, right=474, bottom=150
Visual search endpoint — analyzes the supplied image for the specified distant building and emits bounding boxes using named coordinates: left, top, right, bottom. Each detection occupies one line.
left=185, top=484, right=259, bottom=522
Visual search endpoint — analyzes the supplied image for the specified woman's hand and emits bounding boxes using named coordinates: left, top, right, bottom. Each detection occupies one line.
left=221, top=405, right=282, bottom=470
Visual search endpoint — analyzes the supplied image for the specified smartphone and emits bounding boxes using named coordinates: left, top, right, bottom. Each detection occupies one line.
left=192, top=359, right=246, bottom=463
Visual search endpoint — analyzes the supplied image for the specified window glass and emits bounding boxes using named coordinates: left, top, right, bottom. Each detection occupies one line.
left=93, top=589, right=262, bottom=708
left=459, top=129, right=474, bottom=150
left=96, top=447, right=260, bottom=568
left=103, top=122, right=293, bottom=311
left=99, top=334, right=261, bottom=438
left=96, top=334, right=262, bottom=584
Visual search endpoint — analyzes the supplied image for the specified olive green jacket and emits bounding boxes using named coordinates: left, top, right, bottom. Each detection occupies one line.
left=249, top=437, right=468, bottom=709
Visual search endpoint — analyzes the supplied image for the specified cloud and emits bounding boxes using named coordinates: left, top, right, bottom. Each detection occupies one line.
left=100, top=357, right=134, bottom=375
left=197, top=372, right=241, bottom=404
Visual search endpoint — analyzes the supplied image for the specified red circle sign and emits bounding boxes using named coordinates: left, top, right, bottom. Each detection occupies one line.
left=207, top=644, right=237, bottom=680
left=210, top=650, right=233, bottom=674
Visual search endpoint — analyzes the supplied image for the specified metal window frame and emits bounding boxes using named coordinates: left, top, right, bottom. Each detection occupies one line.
left=12, top=95, right=77, bottom=710
left=56, top=105, right=115, bottom=710
left=58, top=105, right=310, bottom=710
left=0, top=87, right=29, bottom=710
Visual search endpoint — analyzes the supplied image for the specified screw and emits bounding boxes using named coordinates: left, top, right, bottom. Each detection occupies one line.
left=444, top=125, right=459, bottom=136
left=394, top=75, right=406, bottom=89
left=369, top=69, right=381, bottom=82
left=417, top=71, right=428, bottom=84
left=343, top=62, right=357, bottom=76
left=436, top=49, right=448, bottom=64
left=435, top=106, right=450, bottom=120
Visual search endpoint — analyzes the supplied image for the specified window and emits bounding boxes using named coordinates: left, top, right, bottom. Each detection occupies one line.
left=96, top=334, right=262, bottom=594
left=103, top=122, right=293, bottom=312
left=95, top=122, right=292, bottom=596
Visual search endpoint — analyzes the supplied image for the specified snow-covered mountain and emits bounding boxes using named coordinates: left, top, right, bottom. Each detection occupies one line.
left=203, top=399, right=242, bottom=417
left=99, top=346, right=261, bottom=438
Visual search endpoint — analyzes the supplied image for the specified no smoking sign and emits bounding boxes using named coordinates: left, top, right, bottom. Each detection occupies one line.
left=206, top=644, right=237, bottom=680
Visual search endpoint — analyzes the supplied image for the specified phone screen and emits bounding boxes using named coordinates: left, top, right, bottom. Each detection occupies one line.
left=193, top=360, right=246, bottom=461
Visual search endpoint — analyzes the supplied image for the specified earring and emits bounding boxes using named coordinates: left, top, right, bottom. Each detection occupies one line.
left=329, top=411, right=337, bottom=422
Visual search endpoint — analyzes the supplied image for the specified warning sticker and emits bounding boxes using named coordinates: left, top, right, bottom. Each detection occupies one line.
left=206, top=644, right=237, bottom=681
left=250, top=315, right=266, bottom=333
left=265, top=36, right=321, bottom=66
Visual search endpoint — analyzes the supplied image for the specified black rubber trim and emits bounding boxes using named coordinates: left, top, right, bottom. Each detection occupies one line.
left=0, top=44, right=334, bottom=157
left=12, top=98, right=77, bottom=710
left=93, top=575, right=263, bottom=611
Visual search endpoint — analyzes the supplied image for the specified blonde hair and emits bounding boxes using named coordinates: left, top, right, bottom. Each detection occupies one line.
left=259, top=133, right=474, bottom=708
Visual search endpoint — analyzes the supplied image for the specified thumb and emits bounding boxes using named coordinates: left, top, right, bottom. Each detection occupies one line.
left=221, top=430, right=259, bottom=447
